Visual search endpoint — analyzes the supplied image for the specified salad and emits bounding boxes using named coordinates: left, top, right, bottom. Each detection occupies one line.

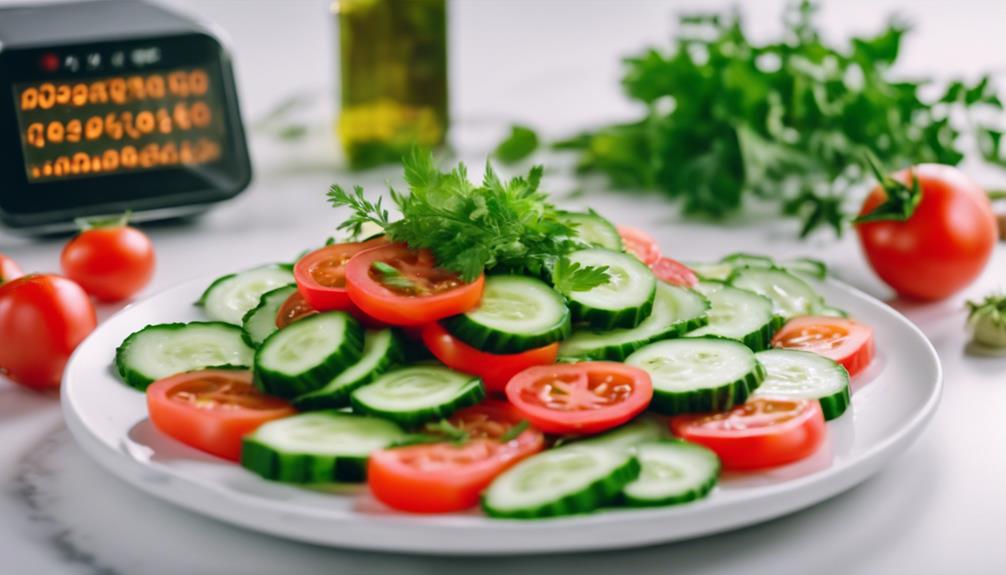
left=112, top=151, right=876, bottom=518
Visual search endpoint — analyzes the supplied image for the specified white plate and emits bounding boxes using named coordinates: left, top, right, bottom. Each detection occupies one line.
left=62, top=275, right=941, bottom=555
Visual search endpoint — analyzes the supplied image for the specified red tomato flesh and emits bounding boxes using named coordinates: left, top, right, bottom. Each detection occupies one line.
left=670, top=397, right=826, bottom=471
left=294, top=237, right=388, bottom=311
left=618, top=226, right=662, bottom=265
left=146, top=370, right=296, bottom=461
left=61, top=226, right=155, bottom=302
left=345, top=243, right=484, bottom=326
left=422, top=323, right=558, bottom=393
left=275, top=290, right=318, bottom=328
left=367, top=401, right=544, bottom=513
left=773, top=316, right=875, bottom=377
left=651, top=256, right=698, bottom=287
left=505, top=362, right=653, bottom=435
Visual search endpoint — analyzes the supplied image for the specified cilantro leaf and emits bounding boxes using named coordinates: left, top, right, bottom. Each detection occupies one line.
left=551, top=257, right=609, bottom=295
left=494, top=125, right=539, bottom=164
left=499, top=420, right=530, bottom=443
left=327, top=184, right=391, bottom=239
left=423, top=419, right=470, bottom=445
left=370, top=261, right=423, bottom=294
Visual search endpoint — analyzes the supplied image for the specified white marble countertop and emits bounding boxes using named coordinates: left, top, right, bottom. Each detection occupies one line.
left=2, top=1, right=1005, bottom=573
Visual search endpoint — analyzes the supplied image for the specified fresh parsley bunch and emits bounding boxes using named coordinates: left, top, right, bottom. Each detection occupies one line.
left=328, top=148, right=608, bottom=290
left=556, top=0, right=1004, bottom=237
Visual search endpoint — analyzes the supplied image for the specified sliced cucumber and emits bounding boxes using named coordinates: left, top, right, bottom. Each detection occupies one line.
left=721, top=252, right=775, bottom=269
left=254, top=312, right=363, bottom=398
left=574, top=415, right=667, bottom=454
left=622, top=439, right=719, bottom=507
left=564, top=248, right=656, bottom=329
left=241, top=284, right=297, bottom=347
left=198, top=264, right=295, bottom=325
left=115, top=322, right=254, bottom=390
left=560, top=211, right=623, bottom=250
left=817, top=305, right=850, bottom=318
left=558, top=283, right=709, bottom=361
left=482, top=444, right=640, bottom=519
left=686, top=262, right=734, bottom=282
left=783, top=257, right=828, bottom=280
left=728, top=267, right=823, bottom=319
left=440, top=275, right=570, bottom=354
left=293, top=329, right=403, bottom=410
left=754, top=349, right=851, bottom=420
left=241, top=411, right=407, bottom=484
left=687, top=284, right=782, bottom=351
left=351, top=365, right=484, bottom=427
left=626, top=337, right=765, bottom=415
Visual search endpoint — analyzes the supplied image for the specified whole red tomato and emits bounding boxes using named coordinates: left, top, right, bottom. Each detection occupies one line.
left=856, top=164, right=997, bottom=301
left=0, top=275, right=97, bottom=390
left=61, top=225, right=155, bottom=302
left=0, top=253, right=23, bottom=284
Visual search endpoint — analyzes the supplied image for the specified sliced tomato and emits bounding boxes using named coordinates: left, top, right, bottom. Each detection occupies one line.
left=617, top=226, right=661, bottom=265
left=293, top=237, right=388, bottom=311
left=275, top=289, right=318, bottom=329
left=772, top=316, right=875, bottom=377
left=651, top=256, right=698, bottom=287
left=422, top=323, right=558, bottom=393
left=0, top=253, right=24, bottom=284
left=505, top=362, right=652, bottom=435
left=146, top=369, right=296, bottom=461
left=367, top=401, right=544, bottom=513
left=670, top=397, right=825, bottom=471
left=345, top=243, right=484, bottom=326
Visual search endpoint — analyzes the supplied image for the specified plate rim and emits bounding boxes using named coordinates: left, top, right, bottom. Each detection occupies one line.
left=61, top=274, right=943, bottom=555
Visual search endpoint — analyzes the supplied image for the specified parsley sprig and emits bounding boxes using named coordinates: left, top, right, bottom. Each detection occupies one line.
left=328, top=149, right=609, bottom=289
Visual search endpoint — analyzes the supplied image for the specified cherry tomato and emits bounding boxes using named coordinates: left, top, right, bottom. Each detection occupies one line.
left=0, top=274, right=96, bottom=390
left=146, top=369, right=296, bottom=461
left=856, top=164, right=997, bottom=301
left=293, top=237, right=388, bottom=311
left=651, top=256, right=698, bottom=287
left=345, top=243, right=484, bottom=326
left=670, top=397, right=825, bottom=471
left=0, top=253, right=23, bottom=284
left=367, top=401, right=544, bottom=513
left=505, top=362, right=653, bottom=435
left=275, top=290, right=318, bottom=328
left=61, top=224, right=155, bottom=302
left=617, top=226, right=661, bottom=265
left=421, top=323, right=558, bottom=393
left=773, top=316, right=875, bottom=377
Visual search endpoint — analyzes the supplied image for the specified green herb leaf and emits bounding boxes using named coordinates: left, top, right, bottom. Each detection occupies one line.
left=327, top=184, right=391, bottom=239
left=499, top=420, right=530, bottom=443
left=423, top=419, right=470, bottom=445
left=551, top=257, right=609, bottom=295
left=852, top=155, right=922, bottom=224
left=494, top=125, right=540, bottom=164
left=370, top=261, right=422, bottom=294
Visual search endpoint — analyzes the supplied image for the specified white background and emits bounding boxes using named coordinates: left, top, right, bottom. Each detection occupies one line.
left=1, top=1, right=1004, bottom=573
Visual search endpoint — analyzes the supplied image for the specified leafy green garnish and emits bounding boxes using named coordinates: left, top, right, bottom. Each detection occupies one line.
left=556, top=0, right=1004, bottom=237
left=370, top=261, right=423, bottom=294
left=853, top=155, right=922, bottom=224
left=551, top=257, right=610, bottom=295
left=494, top=125, right=539, bottom=164
left=499, top=420, right=530, bottom=443
left=328, top=148, right=608, bottom=282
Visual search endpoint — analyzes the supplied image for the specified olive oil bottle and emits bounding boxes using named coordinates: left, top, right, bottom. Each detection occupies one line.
left=334, top=0, right=448, bottom=169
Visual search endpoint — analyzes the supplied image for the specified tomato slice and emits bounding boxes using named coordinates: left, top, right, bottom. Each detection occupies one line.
left=275, top=289, right=318, bottom=328
left=0, top=253, right=24, bottom=284
left=505, top=362, right=653, bottom=435
left=293, top=237, right=388, bottom=311
left=650, top=256, right=698, bottom=287
left=345, top=243, right=484, bottom=326
left=146, top=370, right=296, bottom=461
left=772, top=316, right=875, bottom=377
left=422, top=323, right=558, bottom=393
left=618, top=226, right=662, bottom=265
left=367, top=401, right=544, bottom=513
left=670, top=397, right=826, bottom=471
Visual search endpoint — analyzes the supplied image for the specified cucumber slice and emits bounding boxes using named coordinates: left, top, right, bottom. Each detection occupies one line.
left=622, top=439, right=719, bottom=507
left=560, top=211, right=623, bottom=250
left=440, top=275, right=570, bottom=354
left=686, top=262, right=734, bottom=282
left=558, top=283, right=708, bottom=361
left=721, top=252, right=775, bottom=269
left=754, top=348, right=851, bottom=420
left=817, top=305, right=850, bottom=318
left=241, top=411, right=407, bottom=484
left=115, top=322, right=254, bottom=390
left=626, top=337, right=765, bottom=415
left=241, top=284, right=297, bottom=347
left=783, top=257, right=828, bottom=280
left=350, top=365, right=485, bottom=427
left=728, top=267, right=823, bottom=319
left=198, top=265, right=295, bottom=325
left=574, top=415, right=667, bottom=453
left=565, top=249, right=656, bottom=330
left=687, top=284, right=782, bottom=351
left=254, top=311, right=364, bottom=398
left=482, top=444, right=640, bottom=519
left=293, top=329, right=403, bottom=410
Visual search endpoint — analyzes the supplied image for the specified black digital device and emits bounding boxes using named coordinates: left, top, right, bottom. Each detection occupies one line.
left=0, top=0, right=251, bottom=232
